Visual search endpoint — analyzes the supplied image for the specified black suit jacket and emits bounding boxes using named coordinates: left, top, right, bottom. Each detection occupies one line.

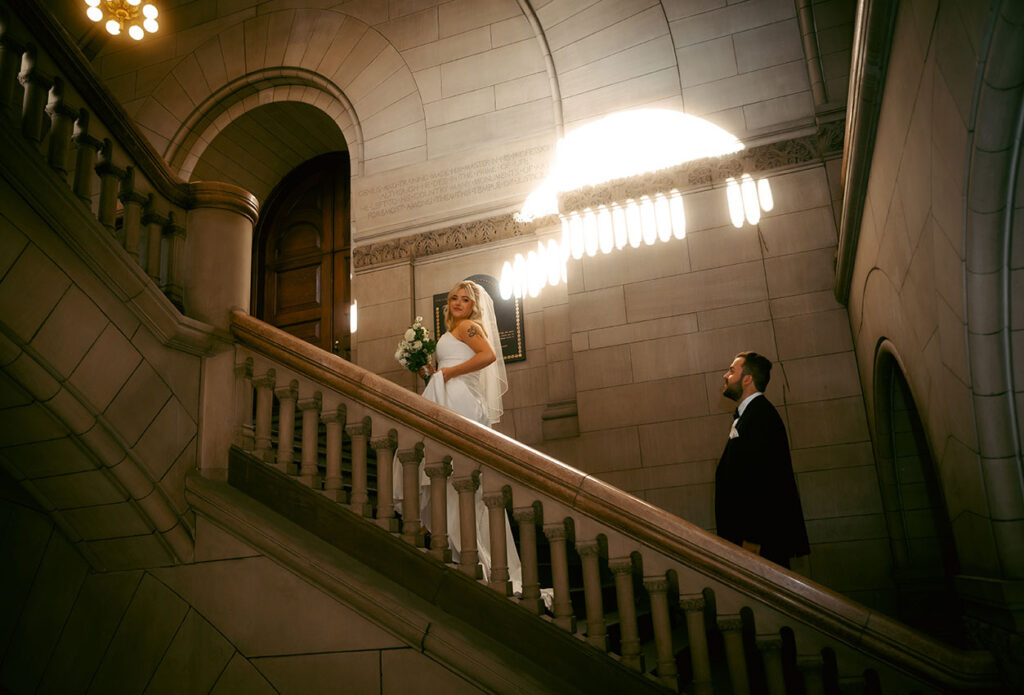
left=715, top=395, right=810, bottom=562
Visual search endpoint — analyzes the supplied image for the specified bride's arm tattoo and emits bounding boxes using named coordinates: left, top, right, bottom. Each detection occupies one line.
left=466, top=324, right=479, bottom=338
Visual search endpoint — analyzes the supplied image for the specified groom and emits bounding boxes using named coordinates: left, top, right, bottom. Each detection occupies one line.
left=715, top=351, right=809, bottom=568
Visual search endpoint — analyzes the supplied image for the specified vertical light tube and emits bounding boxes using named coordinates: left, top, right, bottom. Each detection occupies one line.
left=597, top=205, right=614, bottom=254
left=757, top=177, right=774, bottom=211
left=669, top=190, right=686, bottom=239
left=611, top=204, right=628, bottom=249
left=500, top=260, right=515, bottom=299
left=350, top=300, right=357, bottom=333
left=741, top=173, right=760, bottom=225
left=569, top=213, right=584, bottom=259
left=640, top=196, right=657, bottom=245
left=625, top=200, right=643, bottom=248
left=726, top=178, right=744, bottom=228
left=654, top=193, right=672, bottom=242
left=583, top=209, right=599, bottom=257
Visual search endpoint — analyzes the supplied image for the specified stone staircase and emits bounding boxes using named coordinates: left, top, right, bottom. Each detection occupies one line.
left=227, top=311, right=1002, bottom=694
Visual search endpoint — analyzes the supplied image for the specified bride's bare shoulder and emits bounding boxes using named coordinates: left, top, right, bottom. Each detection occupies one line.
left=452, top=320, right=485, bottom=341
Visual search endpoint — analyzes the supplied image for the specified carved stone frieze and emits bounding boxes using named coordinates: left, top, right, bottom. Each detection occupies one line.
left=354, top=122, right=844, bottom=270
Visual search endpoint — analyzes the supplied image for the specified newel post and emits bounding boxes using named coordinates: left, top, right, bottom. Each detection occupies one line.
left=183, top=182, right=259, bottom=330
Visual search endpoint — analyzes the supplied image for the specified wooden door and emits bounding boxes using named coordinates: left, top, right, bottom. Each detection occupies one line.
left=255, top=153, right=351, bottom=357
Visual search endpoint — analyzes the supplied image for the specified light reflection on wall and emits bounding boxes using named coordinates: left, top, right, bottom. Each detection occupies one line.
left=500, top=109, right=775, bottom=300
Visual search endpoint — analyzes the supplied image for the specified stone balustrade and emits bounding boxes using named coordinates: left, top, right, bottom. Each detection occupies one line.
left=230, top=310, right=999, bottom=694
left=0, top=3, right=258, bottom=331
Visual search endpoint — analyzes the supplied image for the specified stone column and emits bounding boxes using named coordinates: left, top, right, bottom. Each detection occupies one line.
left=544, top=522, right=575, bottom=633
left=756, top=634, right=786, bottom=695
left=610, top=556, right=643, bottom=672
left=680, top=594, right=711, bottom=687
left=233, top=358, right=254, bottom=450
left=45, top=78, right=75, bottom=174
left=0, top=34, right=25, bottom=120
left=398, top=444, right=424, bottom=546
left=798, top=654, right=824, bottom=695
left=274, top=381, right=298, bottom=475
left=424, top=458, right=453, bottom=562
left=644, top=576, right=678, bottom=689
left=119, top=168, right=147, bottom=264
left=370, top=431, right=398, bottom=531
left=18, top=50, right=51, bottom=142
left=252, top=370, right=275, bottom=462
left=162, top=213, right=186, bottom=307
left=513, top=506, right=543, bottom=614
left=72, top=111, right=101, bottom=202
left=454, top=473, right=482, bottom=579
left=142, top=195, right=165, bottom=284
left=577, top=540, right=607, bottom=650
left=718, top=614, right=749, bottom=695
left=484, top=491, right=511, bottom=594
left=321, top=406, right=346, bottom=502
left=346, top=418, right=372, bottom=516
left=296, top=393, right=322, bottom=488
left=95, top=139, right=125, bottom=236
left=183, top=181, right=259, bottom=330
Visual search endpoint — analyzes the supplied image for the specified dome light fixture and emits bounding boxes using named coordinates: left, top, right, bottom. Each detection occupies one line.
left=85, top=0, right=159, bottom=41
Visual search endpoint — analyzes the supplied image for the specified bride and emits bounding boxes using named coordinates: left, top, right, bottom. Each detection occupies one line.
left=398, top=280, right=522, bottom=594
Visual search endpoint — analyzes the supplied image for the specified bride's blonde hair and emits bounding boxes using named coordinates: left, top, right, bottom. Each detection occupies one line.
left=444, top=280, right=488, bottom=335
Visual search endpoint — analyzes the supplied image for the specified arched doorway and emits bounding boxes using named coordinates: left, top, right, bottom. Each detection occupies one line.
left=253, top=152, right=352, bottom=358
left=874, top=345, right=963, bottom=644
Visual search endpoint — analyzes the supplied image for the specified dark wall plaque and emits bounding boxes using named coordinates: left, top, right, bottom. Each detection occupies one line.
left=432, top=274, right=525, bottom=363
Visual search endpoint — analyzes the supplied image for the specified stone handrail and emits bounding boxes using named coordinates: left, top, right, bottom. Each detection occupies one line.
left=230, top=310, right=1000, bottom=693
left=0, top=0, right=258, bottom=332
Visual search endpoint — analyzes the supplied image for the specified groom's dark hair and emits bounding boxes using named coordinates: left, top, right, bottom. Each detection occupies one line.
left=736, top=351, right=771, bottom=391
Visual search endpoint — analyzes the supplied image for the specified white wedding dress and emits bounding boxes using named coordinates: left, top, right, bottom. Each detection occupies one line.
left=396, top=332, right=523, bottom=593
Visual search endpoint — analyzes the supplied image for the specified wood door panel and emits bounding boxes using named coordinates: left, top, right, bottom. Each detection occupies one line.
left=256, top=153, right=350, bottom=355
left=273, top=264, right=322, bottom=313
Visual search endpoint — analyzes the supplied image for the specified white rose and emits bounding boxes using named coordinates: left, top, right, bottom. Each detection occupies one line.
left=415, top=316, right=423, bottom=322
left=412, top=340, right=422, bottom=350
left=404, top=328, right=416, bottom=341
left=394, top=350, right=402, bottom=360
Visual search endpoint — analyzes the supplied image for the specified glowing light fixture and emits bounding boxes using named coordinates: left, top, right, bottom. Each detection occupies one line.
left=726, top=175, right=774, bottom=227
left=350, top=300, right=358, bottom=333
left=86, top=1, right=160, bottom=40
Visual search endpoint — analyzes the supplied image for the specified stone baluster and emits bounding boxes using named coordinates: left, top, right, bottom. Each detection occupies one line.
left=72, top=110, right=101, bottom=202
left=576, top=540, right=607, bottom=649
left=142, top=195, right=165, bottom=283
left=756, top=634, right=786, bottom=695
left=719, top=614, right=750, bottom=695
left=543, top=522, right=575, bottom=632
left=252, top=369, right=275, bottom=462
left=644, top=576, right=678, bottom=690
left=798, top=654, right=825, bottom=695
left=513, top=506, right=543, bottom=614
left=0, top=34, right=24, bottom=120
left=346, top=417, right=372, bottom=516
left=162, top=212, right=185, bottom=306
left=680, top=594, right=712, bottom=688
left=296, top=392, right=322, bottom=488
left=370, top=431, right=397, bottom=531
left=233, top=358, right=254, bottom=449
left=609, top=556, right=643, bottom=672
left=274, top=381, right=298, bottom=474
left=453, top=473, right=482, bottom=579
left=18, top=48, right=51, bottom=142
left=424, top=458, right=453, bottom=562
left=398, top=443, right=424, bottom=546
left=45, top=77, right=75, bottom=174
left=483, top=490, right=511, bottom=595
left=119, top=168, right=147, bottom=266
left=95, top=139, right=125, bottom=237
left=321, top=406, right=347, bottom=503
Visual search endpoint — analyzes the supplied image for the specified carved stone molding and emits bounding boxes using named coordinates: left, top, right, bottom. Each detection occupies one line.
left=353, top=122, right=844, bottom=271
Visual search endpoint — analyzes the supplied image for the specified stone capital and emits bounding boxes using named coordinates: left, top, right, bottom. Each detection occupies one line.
left=608, top=557, right=634, bottom=575
left=512, top=507, right=537, bottom=524
left=452, top=474, right=480, bottom=493
left=543, top=523, right=567, bottom=542
left=679, top=594, right=705, bottom=612
left=297, top=393, right=322, bottom=411
left=717, top=614, right=743, bottom=632
left=643, top=577, right=669, bottom=593
left=321, top=406, right=346, bottom=425
left=274, top=382, right=297, bottom=401
left=576, top=540, right=601, bottom=558
left=424, top=460, right=453, bottom=480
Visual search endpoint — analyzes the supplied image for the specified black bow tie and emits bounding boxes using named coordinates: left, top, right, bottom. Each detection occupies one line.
left=733, top=409, right=740, bottom=420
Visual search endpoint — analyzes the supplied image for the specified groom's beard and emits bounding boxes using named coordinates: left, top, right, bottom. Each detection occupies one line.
left=723, top=380, right=742, bottom=401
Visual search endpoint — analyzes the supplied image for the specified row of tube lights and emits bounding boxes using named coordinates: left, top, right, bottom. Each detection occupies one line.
left=498, top=174, right=774, bottom=300
left=85, top=0, right=160, bottom=40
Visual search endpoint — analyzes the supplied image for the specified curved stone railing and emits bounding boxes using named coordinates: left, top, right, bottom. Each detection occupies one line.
left=230, top=311, right=1000, bottom=694
left=0, top=0, right=258, bottom=333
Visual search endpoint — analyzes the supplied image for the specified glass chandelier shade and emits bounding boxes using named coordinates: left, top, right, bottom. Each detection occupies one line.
left=85, top=0, right=159, bottom=40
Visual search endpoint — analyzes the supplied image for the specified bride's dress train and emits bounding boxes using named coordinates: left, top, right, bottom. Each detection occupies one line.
left=395, top=332, right=523, bottom=594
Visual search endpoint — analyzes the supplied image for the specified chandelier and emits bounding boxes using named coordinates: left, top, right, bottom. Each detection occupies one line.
left=85, top=0, right=159, bottom=40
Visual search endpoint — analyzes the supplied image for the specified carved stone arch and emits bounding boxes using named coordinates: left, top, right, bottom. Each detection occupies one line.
left=164, top=68, right=364, bottom=180
left=137, top=8, right=427, bottom=181
left=963, top=1, right=1024, bottom=578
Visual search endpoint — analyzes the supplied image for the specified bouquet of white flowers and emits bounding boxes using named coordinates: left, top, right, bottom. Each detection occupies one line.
left=395, top=316, right=436, bottom=379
